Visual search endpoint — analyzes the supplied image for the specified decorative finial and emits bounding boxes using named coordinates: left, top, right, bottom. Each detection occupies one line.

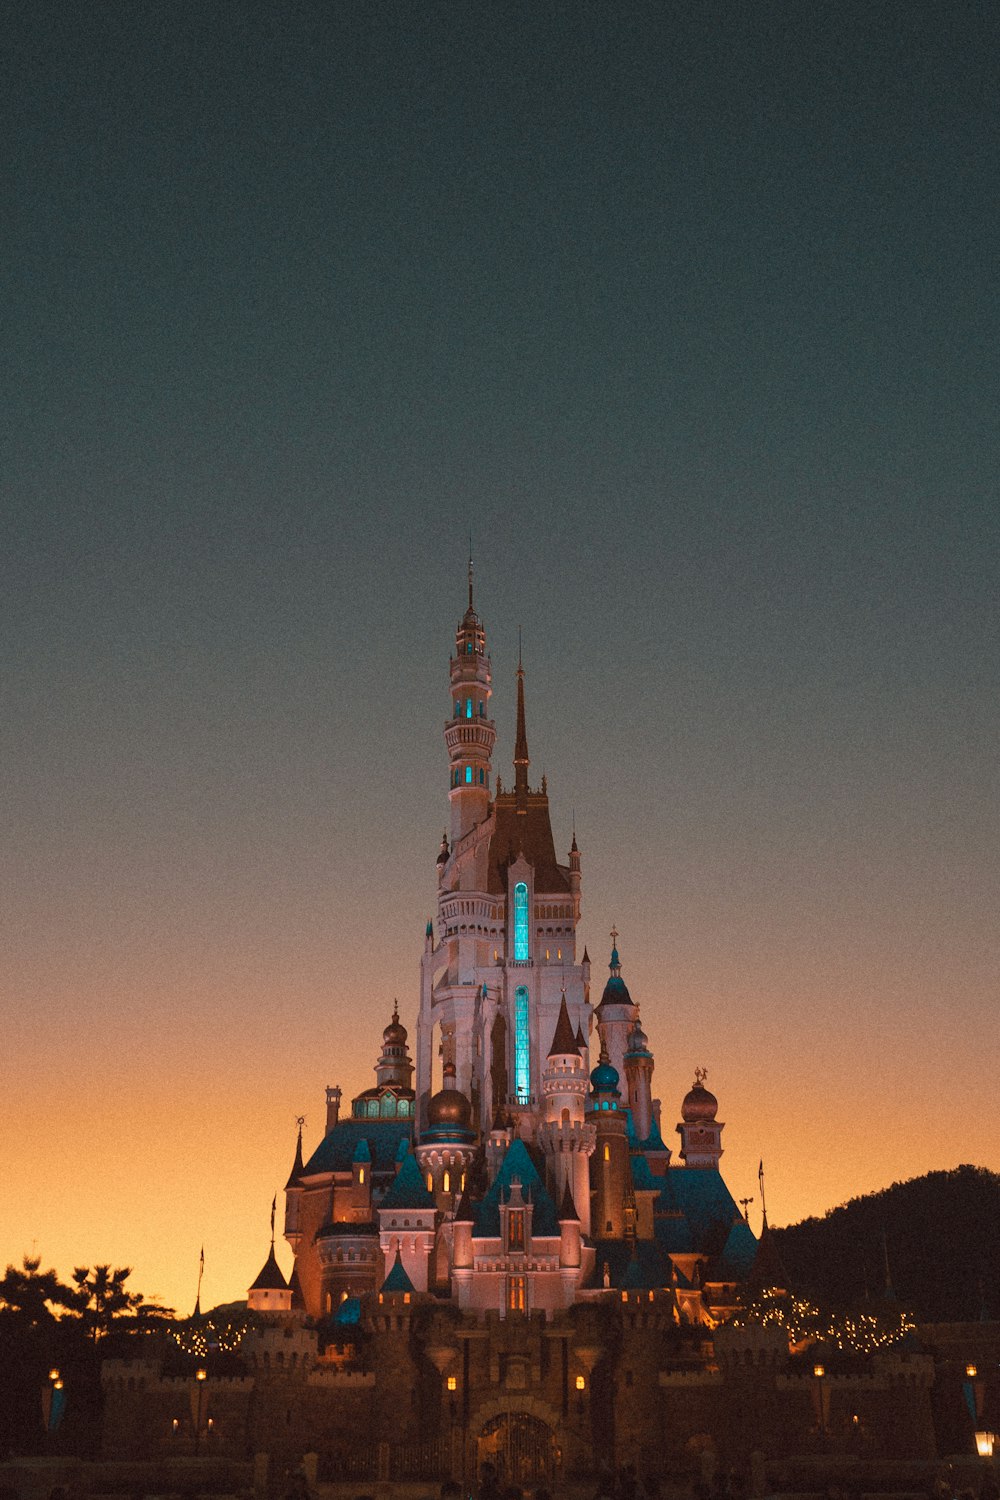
left=392, top=999, right=399, bottom=1024
left=518, top=624, right=523, bottom=670
left=609, top=927, right=621, bottom=974
left=468, top=539, right=474, bottom=611
left=295, top=1114, right=305, bottom=1130
left=694, top=1065, right=708, bottom=1089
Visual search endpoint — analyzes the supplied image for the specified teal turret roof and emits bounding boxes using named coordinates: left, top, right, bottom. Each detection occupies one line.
left=713, top=1218, right=758, bottom=1281
left=353, top=1138, right=372, bottom=1163
left=629, top=1153, right=657, bottom=1191
left=379, top=1152, right=436, bottom=1211
left=381, top=1251, right=416, bottom=1294
left=472, top=1138, right=560, bottom=1238
left=597, top=940, right=634, bottom=1009
left=584, top=1238, right=669, bottom=1290
left=655, top=1167, right=745, bottom=1245
left=301, top=1119, right=412, bottom=1176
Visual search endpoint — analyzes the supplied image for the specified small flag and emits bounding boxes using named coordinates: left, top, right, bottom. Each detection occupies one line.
left=270, top=1194, right=277, bottom=1241
left=758, top=1159, right=764, bottom=1186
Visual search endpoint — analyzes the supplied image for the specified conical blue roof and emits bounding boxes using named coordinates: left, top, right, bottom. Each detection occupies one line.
left=380, top=1152, right=435, bottom=1210
left=381, top=1251, right=416, bottom=1294
left=472, top=1138, right=559, bottom=1237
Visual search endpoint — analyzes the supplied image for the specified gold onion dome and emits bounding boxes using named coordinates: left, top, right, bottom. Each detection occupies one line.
left=681, top=1072, right=718, bottom=1122
left=383, top=1001, right=407, bottom=1046
left=428, top=1062, right=472, bottom=1128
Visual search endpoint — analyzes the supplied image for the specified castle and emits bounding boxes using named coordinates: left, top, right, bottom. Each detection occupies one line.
left=250, top=569, right=759, bottom=1329
left=101, top=575, right=939, bottom=1485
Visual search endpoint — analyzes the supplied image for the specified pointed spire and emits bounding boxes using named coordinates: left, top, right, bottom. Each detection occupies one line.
left=609, top=926, right=621, bottom=976
left=468, top=539, right=474, bottom=613
left=574, top=1021, right=586, bottom=1052
left=193, top=1244, right=204, bottom=1318
left=548, top=993, right=579, bottom=1057
left=285, top=1119, right=305, bottom=1189
left=514, top=645, right=529, bottom=798
left=558, top=1181, right=579, bottom=1221
left=454, top=1186, right=475, bottom=1222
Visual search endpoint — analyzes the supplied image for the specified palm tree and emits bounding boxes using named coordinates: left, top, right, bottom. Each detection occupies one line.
left=71, top=1265, right=143, bottom=1341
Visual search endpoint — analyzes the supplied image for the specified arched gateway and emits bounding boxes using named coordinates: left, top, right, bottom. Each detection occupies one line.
left=477, top=1411, right=560, bottom=1488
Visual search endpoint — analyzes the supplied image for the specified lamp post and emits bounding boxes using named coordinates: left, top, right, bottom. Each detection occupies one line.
left=192, top=1368, right=208, bottom=1457
left=813, top=1363, right=828, bottom=1437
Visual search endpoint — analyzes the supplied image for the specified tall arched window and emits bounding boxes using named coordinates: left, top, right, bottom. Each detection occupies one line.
left=514, top=986, right=530, bottom=1102
left=513, top=882, right=529, bottom=961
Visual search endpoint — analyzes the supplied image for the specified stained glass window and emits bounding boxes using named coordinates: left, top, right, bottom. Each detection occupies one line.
left=513, top=882, right=529, bottom=961
left=465, top=765, right=473, bottom=784
left=514, top=985, right=530, bottom=1102
left=466, top=697, right=472, bottom=718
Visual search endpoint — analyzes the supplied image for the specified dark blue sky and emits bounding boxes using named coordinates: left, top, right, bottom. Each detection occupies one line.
left=5, top=1, right=999, bottom=1307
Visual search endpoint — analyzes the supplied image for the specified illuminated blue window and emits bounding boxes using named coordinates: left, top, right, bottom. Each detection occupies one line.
left=465, top=765, right=473, bottom=784
left=466, top=697, right=472, bottom=719
left=514, top=986, right=530, bottom=1102
left=513, top=881, right=529, bottom=961
left=467, top=642, right=473, bottom=653
left=455, top=701, right=461, bottom=717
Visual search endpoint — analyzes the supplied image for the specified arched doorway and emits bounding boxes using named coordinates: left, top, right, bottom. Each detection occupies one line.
left=477, top=1412, right=560, bottom=1488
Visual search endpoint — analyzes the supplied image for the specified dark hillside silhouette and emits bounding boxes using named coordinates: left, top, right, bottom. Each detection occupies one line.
left=772, top=1165, right=1000, bottom=1321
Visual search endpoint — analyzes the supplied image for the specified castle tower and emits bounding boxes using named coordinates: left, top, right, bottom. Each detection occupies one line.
left=594, top=934, right=639, bottom=1088
left=444, top=558, right=496, bottom=845
left=676, top=1069, right=724, bottom=1168
left=537, top=993, right=595, bottom=1235
left=417, top=572, right=590, bottom=1141
left=587, top=1043, right=630, bottom=1239
left=623, top=1016, right=654, bottom=1144
left=282, top=1120, right=305, bottom=1248
left=374, top=1002, right=414, bottom=1092
left=414, top=1062, right=477, bottom=1211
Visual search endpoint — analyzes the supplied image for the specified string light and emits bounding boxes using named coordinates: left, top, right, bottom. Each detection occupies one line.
left=732, top=1288, right=915, bottom=1354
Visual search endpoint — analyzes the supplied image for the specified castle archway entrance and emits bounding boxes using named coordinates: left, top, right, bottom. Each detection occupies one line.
left=477, top=1411, right=560, bottom=1489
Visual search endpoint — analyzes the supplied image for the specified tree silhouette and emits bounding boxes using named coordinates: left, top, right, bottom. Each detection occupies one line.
left=71, top=1264, right=144, bottom=1340
left=0, top=1255, right=79, bottom=1325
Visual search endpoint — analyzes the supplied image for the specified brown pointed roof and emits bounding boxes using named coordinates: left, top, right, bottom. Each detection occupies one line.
left=249, top=1245, right=288, bottom=1292
left=548, top=995, right=579, bottom=1057
left=513, top=662, right=529, bottom=797
left=745, top=1220, right=788, bottom=1299
left=558, top=1181, right=579, bottom=1221
left=487, top=793, right=570, bottom=894
left=453, top=1187, right=475, bottom=1223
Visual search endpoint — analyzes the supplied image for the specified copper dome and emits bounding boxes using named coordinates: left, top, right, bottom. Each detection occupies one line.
left=681, top=1081, right=718, bottom=1123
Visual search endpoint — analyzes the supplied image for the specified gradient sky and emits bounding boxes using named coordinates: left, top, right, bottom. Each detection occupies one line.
left=5, top=2, right=999, bottom=1316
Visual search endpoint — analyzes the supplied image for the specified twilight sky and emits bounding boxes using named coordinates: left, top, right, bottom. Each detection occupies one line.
left=4, top=2, right=999, bottom=1315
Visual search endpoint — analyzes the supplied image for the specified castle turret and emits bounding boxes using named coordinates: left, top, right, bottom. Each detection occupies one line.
left=623, top=1016, right=654, bottom=1143
left=587, top=1042, right=630, bottom=1239
left=283, top=1120, right=305, bottom=1247
left=444, top=559, right=496, bottom=844
left=676, top=1069, right=724, bottom=1168
left=415, top=1062, right=477, bottom=1210
left=595, top=934, right=638, bottom=1086
left=537, top=993, right=595, bottom=1235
